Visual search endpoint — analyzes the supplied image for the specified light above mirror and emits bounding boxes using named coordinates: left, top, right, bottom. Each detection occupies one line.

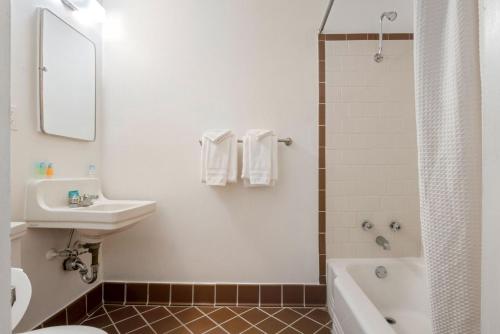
left=61, top=0, right=106, bottom=23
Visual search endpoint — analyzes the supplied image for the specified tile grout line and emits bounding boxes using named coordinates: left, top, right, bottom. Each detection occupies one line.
left=166, top=305, right=195, bottom=334
left=100, top=303, right=121, bottom=333
left=78, top=304, right=331, bottom=334
left=132, top=305, right=158, bottom=334
left=193, top=306, right=229, bottom=334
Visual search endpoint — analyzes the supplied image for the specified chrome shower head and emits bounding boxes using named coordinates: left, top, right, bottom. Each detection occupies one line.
left=381, top=11, right=398, bottom=22
left=374, top=11, right=398, bottom=62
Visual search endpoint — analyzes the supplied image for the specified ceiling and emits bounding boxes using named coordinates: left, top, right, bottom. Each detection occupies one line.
left=322, top=0, right=413, bottom=33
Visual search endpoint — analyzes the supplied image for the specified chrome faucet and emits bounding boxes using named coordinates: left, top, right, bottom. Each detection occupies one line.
left=376, top=236, right=391, bottom=250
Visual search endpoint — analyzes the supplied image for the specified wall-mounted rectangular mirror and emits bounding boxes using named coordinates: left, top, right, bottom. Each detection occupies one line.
left=38, top=8, right=96, bottom=141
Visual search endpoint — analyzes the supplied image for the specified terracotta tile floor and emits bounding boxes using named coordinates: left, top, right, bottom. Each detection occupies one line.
left=80, top=305, right=332, bottom=334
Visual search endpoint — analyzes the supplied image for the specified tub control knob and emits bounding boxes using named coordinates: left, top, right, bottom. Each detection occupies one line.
left=362, top=221, right=373, bottom=231
left=390, top=221, right=401, bottom=232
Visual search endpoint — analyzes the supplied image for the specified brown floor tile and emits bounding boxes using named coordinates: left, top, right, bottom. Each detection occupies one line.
left=108, top=306, right=139, bottom=323
left=101, top=325, right=119, bottom=334
left=81, top=314, right=112, bottom=328
left=105, top=305, right=127, bottom=313
left=205, top=327, right=228, bottom=334
left=142, top=306, right=170, bottom=323
left=240, top=308, right=268, bottom=324
left=167, top=306, right=189, bottom=314
left=87, top=306, right=106, bottom=319
left=115, top=315, right=147, bottom=333
left=150, top=316, right=182, bottom=333
left=305, top=309, right=331, bottom=325
left=291, top=308, right=313, bottom=315
left=291, top=317, right=322, bottom=334
left=229, top=307, right=251, bottom=314
left=128, top=326, right=155, bottom=334
left=207, top=307, right=237, bottom=324
left=197, top=306, right=220, bottom=315
left=221, top=316, right=252, bottom=334
left=78, top=304, right=329, bottom=334
left=260, top=308, right=281, bottom=315
left=315, top=327, right=332, bottom=334
left=278, top=327, right=301, bottom=334
left=135, top=306, right=159, bottom=313
left=241, top=327, right=264, bottom=334
left=168, top=326, right=192, bottom=334
left=256, top=317, right=286, bottom=333
left=273, top=309, right=302, bottom=324
left=185, top=316, right=217, bottom=333
left=175, top=307, right=204, bottom=323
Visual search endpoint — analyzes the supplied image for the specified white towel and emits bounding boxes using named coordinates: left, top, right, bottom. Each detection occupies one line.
left=201, top=129, right=237, bottom=186
left=241, top=129, right=278, bottom=186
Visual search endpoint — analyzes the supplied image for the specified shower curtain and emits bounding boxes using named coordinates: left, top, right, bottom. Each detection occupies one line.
left=415, top=1, right=482, bottom=333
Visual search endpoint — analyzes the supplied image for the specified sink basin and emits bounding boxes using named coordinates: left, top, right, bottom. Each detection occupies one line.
left=25, top=178, right=156, bottom=240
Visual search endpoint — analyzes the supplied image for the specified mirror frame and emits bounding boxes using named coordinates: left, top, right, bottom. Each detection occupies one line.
left=38, top=8, right=97, bottom=142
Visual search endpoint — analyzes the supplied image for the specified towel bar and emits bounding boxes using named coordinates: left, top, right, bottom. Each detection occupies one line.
left=198, top=137, right=293, bottom=146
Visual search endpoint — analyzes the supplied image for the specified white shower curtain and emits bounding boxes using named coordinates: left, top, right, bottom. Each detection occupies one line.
left=415, top=1, right=482, bottom=333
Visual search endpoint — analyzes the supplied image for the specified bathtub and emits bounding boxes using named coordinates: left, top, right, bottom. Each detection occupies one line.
left=327, top=258, right=431, bottom=334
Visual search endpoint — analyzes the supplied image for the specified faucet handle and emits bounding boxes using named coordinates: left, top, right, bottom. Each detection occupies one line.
left=362, top=221, right=373, bottom=231
left=390, top=221, right=401, bottom=232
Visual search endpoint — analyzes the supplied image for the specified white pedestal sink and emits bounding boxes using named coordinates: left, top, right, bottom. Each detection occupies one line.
left=25, top=178, right=156, bottom=240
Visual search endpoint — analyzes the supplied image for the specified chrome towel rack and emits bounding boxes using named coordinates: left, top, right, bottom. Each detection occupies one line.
left=198, top=137, right=293, bottom=146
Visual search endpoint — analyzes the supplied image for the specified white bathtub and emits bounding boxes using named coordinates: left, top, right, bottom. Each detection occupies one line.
left=327, top=258, right=431, bottom=334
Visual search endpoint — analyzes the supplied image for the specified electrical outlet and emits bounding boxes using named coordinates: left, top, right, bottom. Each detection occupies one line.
left=10, top=105, right=18, bottom=131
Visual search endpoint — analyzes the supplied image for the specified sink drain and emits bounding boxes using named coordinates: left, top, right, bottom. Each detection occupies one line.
left=385, top=317, right=396, bottom=325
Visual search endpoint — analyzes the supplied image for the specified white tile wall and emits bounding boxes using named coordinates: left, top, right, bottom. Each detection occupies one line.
left=325, top=40, right=421, bottom=258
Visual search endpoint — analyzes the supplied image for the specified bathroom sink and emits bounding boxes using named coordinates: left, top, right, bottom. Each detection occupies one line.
left=24, top=178, right=156, bottom=240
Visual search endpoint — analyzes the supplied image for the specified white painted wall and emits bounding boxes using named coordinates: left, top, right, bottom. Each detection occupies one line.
left=101, top=0, right=325, bottom=283
left=480, top=0, right=500, bottom=332
left=0, top=0, right=11, bottom=332
left=324, top=40, right=420, bottom=257
left=323, top=0, right=413, bottom=33
left=10, top=1, right=102, bottom=330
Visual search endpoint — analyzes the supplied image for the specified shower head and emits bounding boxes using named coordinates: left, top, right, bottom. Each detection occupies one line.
left=381, top=11, right=398, bottom=22
left=374, top=11, right=398, bottom=62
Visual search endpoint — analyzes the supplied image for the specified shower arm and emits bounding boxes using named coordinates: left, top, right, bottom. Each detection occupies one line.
left=377, top=14, right=385, bottom=56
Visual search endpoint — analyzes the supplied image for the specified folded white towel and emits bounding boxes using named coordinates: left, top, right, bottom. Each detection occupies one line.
left=242, top=129, right=278, bottom=187
left=201, top=130, right=237, bottom=186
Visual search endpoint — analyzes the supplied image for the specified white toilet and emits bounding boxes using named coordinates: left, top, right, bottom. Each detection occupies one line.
left=11, top=268, right=106, bottom=334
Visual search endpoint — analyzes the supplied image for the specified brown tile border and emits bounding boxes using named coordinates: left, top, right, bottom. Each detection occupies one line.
left=318, top=35, right=326, bottom=286
left=36, top=282, right=327, bottom=330
left=324, top=33, right=413, bottom=40
left=107, top=283, right=325, bottom=307
left=39, top=283, right=103, bottom=329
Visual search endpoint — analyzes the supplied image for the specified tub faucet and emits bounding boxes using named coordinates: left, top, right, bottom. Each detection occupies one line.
left=376, top=236, right=391, bottom=250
